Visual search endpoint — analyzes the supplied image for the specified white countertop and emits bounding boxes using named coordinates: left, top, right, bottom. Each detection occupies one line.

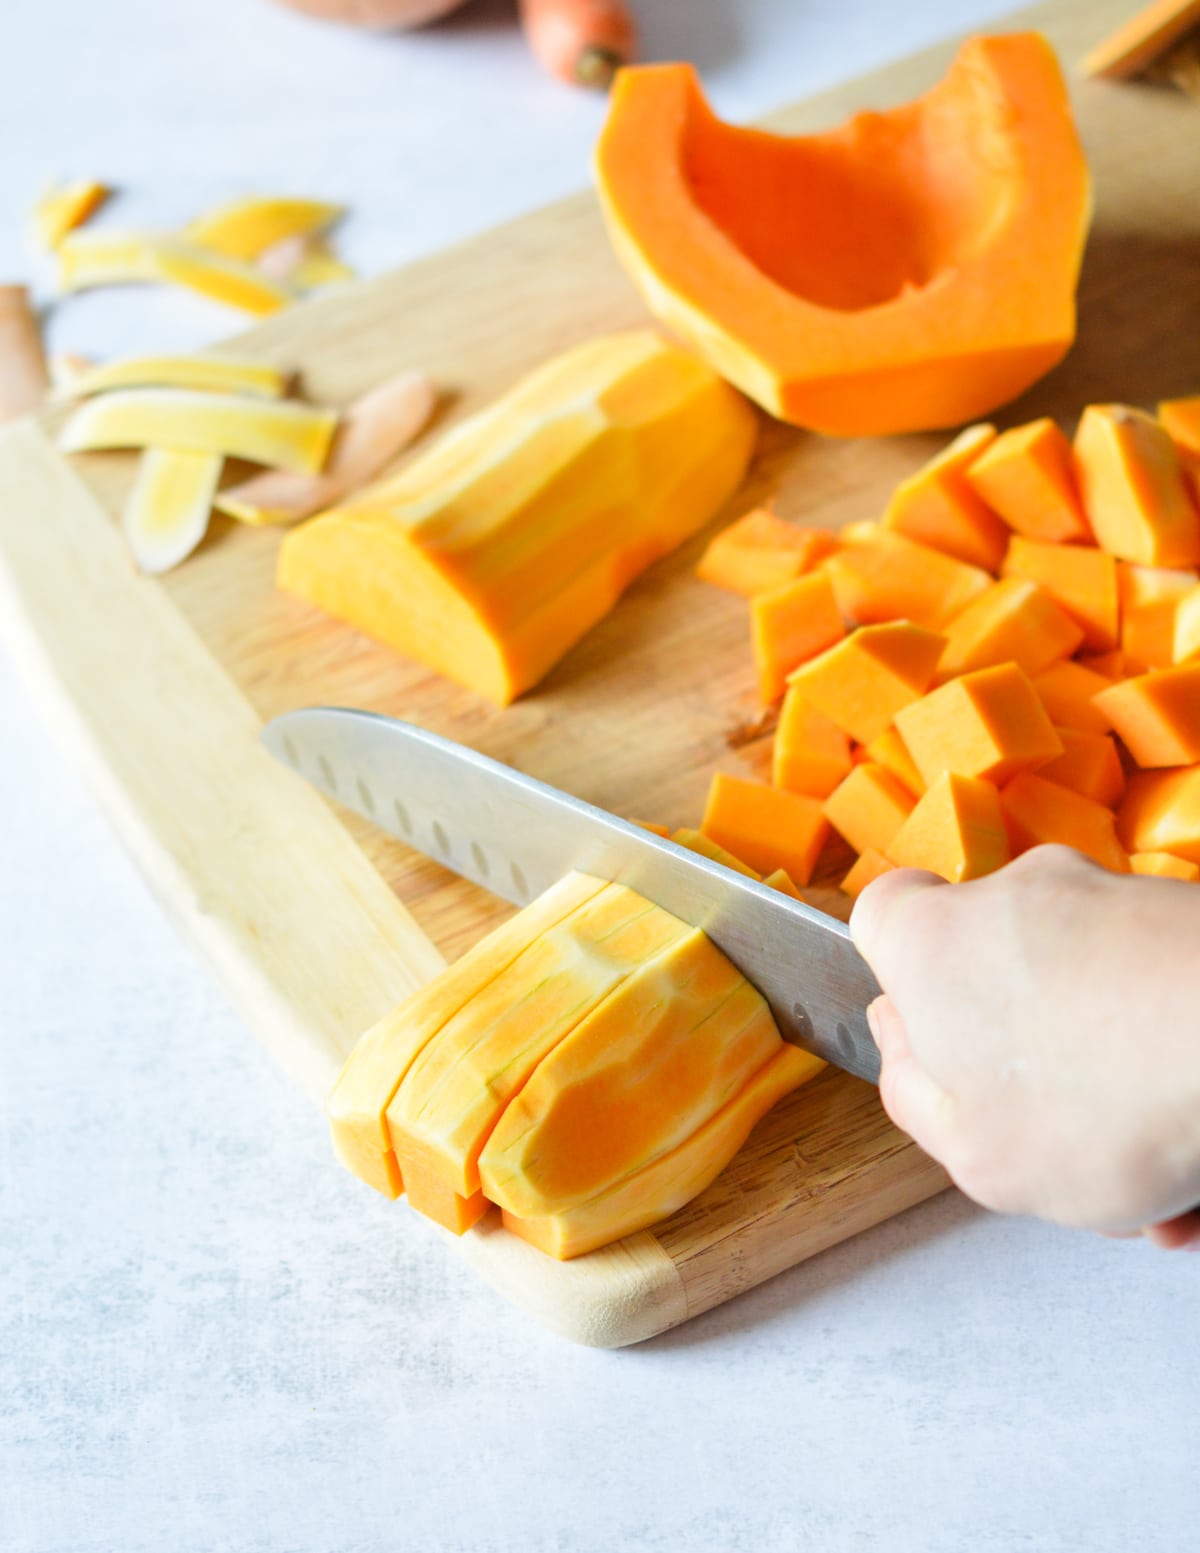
left=1, top=2, right=1196, bottom=1549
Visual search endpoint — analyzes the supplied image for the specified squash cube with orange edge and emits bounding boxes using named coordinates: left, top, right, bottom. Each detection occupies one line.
left=750, top=568, right=844, bottom=702
left=894, top=662, right=1062, bottom=787
left=886, top=771, right=1010, bottom=882
left=841, top=848, right=896, bottom=899
left=823, top=529, right=990, bottom=631
left=1038, top=728, right=1125, bottom=808
left=1002, top=535, right=1119, bottom=650
left=1118, top=767, right=1200, bottom=862
left=696, top=509, right=836, bottom=597
left=786, top=621, right=946, bottom=745
left=964, top=417, right=1090, bottom=543
left=1094, top=665, right=1200, bottom=768
left=1118, top=562, right=1197, bottom=671
left=1073, top=405, right=1200, bottom=569
left=937, top=576, right=1083, bottom=680
left=1000, top=772, right=1130, bottom=872
left=701, top=772, right=828, bottom=884
left=880, top=423, right=1008, bottom=571
left=865, top=725, right=926, bottom=798
left=1032, top=659, right=1114, bottom=734
left=824, top=764, right=915, bottom=857
left=772, top=687, right=852, bottom=799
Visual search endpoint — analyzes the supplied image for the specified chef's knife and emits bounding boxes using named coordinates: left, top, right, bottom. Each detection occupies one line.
left=261, top=708, right=883, bottom=1083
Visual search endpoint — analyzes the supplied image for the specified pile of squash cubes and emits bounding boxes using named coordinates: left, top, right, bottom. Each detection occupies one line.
left=690, top=401, right=1200, bottom=894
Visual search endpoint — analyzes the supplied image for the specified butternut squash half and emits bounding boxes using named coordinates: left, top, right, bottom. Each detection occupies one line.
left=278, top=330, right=756, bottom=704
left=594, top=34, right=1091, bottom=435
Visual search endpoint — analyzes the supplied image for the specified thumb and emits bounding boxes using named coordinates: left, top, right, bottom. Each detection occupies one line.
left=849, top=867, right=947, bottom=995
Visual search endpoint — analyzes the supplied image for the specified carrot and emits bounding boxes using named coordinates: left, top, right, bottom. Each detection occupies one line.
left=519, top=0, right=635, bottom=88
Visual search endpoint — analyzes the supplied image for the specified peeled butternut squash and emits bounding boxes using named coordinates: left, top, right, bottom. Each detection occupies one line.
left=327, top=872, right=821, bottom=1259
left=594, top=35, right=1091, bottom=434
left=278, top=330, right=756, bottom=704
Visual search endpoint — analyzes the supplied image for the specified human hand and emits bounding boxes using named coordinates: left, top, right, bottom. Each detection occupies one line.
left=850, top=845, right=1200, bottom=1248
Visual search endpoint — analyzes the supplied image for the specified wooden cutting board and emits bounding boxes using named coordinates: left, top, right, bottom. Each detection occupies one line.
left=1, top=0, right=1195, bottom=1346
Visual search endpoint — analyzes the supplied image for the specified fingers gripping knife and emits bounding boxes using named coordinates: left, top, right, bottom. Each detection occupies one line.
left=262, top=708, right=883, bottom=1084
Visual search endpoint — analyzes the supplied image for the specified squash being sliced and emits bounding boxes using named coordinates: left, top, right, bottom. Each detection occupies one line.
left=594, top=35, right=1091, bottom=434
left=278, top=330, right=756, bottom=704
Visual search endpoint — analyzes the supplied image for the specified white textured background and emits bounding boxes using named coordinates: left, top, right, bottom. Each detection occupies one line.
left=1, top=2, right=1197, bottom=1550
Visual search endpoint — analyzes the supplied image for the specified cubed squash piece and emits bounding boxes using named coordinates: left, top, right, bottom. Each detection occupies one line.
left=881, top=424, right=1008, bottom=571
left=895, top=663, right=1062, bottom=787
left=841, top=848, right=897, bottom=899
left=751, top=569, right=845, bottom=702
left=1038, top=728, right=1125, bottom=808
left=701, top=773, right=829, bottom=883
left=937, top=576, right=1083, bottom=680
left=823, top=529, right=991, bottom=630
left=1000, top=772, right=1130, bottom=871
left=1032, top=659, right=1114, bottom=734
left=786, top=622, right=946, bottom=744
left=1172, top=582, right=1200, bottom=663
left=1002, top=535, right=1119, bottom=650
left=964, top=417, right=1090, bottom=543
left=1118, top=767, right=1200, bottom=862
left=1118, top=563, right=1197, bottom=671
left=1129, top=851, right=1200, bottom=881
left=762, top=867, right=802, bottom=898
left=865, top=725, right=926, bottom=799
left=886, top=771, right=1010, bottom=882
left=1074, top=404, right=1200, bottom=567
left=696, top=508, right=836, bottom=596
left=824, top=764, right=916, bottom=856
left=772, top=688, right=853, bottom=798
left=1094, top=665, right=1200, bottom=767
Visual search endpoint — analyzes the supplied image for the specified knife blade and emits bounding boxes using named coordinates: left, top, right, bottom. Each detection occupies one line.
left=261, top=707, right=882, bottom=1083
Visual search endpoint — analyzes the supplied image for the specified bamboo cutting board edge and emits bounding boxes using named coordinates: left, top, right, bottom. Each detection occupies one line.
left=1, top=0, right=1181, bottom=1344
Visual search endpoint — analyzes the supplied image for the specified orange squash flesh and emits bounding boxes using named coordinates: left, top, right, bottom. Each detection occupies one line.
left=786, top=622, right=946, bottom=745
left=937, top=577, right=1084, bottom=681
left=701, top=773, right=829, bottom=883
left=477, top=933, right=782, bottom=1219
left=386, top=884, right=690, bottom=1207
left=964, top=417, right=1091, bottom=543
left=865, top=725, right=926, bottom=799
left=1038, top=728, right=1126, bottom=808
left=894, top=663, right=1063, bottom=787
left=500, top=1044, right=822, bottom=1261
left=750, top=568, right=845, bottom=702
left=841, top=848, right=897, bottom=899
left=1081, top=1, right=1200, bottom=81
left=1073, top=405, right=1200, bottom=568
left=1094, top=665, right=1200, bottom=767
left=1119, top=768, right=1200, bottom=862
left=1158, top=396, right=1200, bottom=459
left=671, top=827, right=761, bottom=880
left=886, top=771, right=1010, bottom=882
left=594, top=35, right=1091, bottom=435
left=1032, top=659, right=1115, bottom=734
left=325, top=871, right=607, bottom=1199
left=1001, top=772, right=1130, bottom=871
left=1119, top=563, right=1197, bottom=670
left=823, top=764, right=916, bottom=858
left=1002, top=536, right=1120, bottom=650
left=823, top=528, right=991, bottom=631
left=763, top=867, right=802, bottom=898
left=1130, top=850, right=1200, bottom=881
left=772, top=688, right=853, bottom=798
left=696, top=509, right=836, bottom=596
left=881, top=425, right=1008, bottom=571
left=279, top=330, right=756, bottom=705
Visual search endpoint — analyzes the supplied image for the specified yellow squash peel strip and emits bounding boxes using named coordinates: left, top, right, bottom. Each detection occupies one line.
left=62, top=354, right=289, bottom=401
left=32, top=179, right=111, bottom=250
left=184, top=196, right=343, bottom=260
left=58, top=231, right=296, bottom=315
left=123, top=449, right=223, bottom=575
left=60, top=388, right=337, bottom=473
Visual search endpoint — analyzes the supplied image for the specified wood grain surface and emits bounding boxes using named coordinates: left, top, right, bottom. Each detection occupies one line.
left=2, top=0, right=1194, bottom=1344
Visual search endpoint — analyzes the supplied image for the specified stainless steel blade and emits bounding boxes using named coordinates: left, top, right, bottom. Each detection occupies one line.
left=262, top=707, right=882, bottom=1083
